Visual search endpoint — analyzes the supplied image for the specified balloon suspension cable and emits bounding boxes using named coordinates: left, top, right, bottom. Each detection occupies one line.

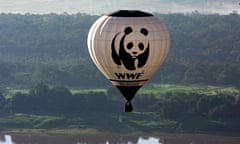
left=125, top=101, right=133, bottom=112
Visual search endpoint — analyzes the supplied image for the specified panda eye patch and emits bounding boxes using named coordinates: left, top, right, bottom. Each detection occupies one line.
left=138, top=43, right=144, bottom=50
left=127, top=42, right=133, bottom=49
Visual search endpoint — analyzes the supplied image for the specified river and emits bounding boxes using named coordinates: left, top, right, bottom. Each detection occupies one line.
left=0, top=133, right=240, bottom=144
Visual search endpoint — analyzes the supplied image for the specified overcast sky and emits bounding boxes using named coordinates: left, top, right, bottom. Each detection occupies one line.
left=0, top=0, right=239, bottom=15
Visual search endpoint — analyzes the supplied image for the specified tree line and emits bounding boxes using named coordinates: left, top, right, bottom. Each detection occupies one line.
left=1, top=84, right=239, bottom=126
left=0, top=13, right=239, bottom=88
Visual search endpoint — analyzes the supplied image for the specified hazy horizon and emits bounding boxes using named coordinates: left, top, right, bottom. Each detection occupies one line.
left=0, top=0, right=239, bottom=15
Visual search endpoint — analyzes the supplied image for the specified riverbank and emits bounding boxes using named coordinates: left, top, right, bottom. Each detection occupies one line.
left=1, top=113, right=240, bottom=137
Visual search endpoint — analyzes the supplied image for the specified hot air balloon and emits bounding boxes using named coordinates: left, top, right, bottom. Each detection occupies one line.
left=87, top=10, right=170, bottom=112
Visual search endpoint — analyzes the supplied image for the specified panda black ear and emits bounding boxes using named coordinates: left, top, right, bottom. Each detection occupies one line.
left=141, top=28, right=148, bottom=36
left=124, top=27, right=132, bottom=35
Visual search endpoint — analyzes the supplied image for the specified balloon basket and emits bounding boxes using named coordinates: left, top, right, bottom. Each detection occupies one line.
left=125, top=101, right=133, bottom=112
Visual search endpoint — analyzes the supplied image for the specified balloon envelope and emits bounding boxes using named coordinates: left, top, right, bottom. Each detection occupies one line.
left=87, top=10, right=170, bottom=111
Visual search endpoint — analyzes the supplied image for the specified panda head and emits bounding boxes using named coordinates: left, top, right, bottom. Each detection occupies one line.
left=123, top=27, right=149, bottom=58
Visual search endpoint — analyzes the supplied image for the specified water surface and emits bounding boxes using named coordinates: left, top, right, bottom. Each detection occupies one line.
left=0, top=133, right=240, bottom=144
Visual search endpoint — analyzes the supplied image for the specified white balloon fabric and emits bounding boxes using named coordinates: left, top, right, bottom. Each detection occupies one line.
left=87, top=10, right=170, bottom=112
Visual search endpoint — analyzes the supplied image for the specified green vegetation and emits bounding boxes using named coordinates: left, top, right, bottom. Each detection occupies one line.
left=0, top=83, right=239, bottom=134
left=0, top=13, right=239, bottom=88
left=0, top=13, right=239, bottom=134
left=70, top=88, right=106, bottom=95
left=140, top=84, right=239, bottom=96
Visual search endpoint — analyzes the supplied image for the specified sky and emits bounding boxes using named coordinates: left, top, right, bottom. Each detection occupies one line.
left=0, top=0, right=239, bottom=15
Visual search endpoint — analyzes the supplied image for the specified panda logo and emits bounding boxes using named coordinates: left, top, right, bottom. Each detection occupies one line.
left=111, top=27, right=149, bottom=70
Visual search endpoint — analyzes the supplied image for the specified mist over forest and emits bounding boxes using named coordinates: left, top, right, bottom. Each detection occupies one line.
left=0, top=0, right=239, bottom=15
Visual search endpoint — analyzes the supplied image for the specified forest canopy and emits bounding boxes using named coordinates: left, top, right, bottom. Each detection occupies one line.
left=0, top=13, right=239, bottom=88
left=0, top=13, right=239, bottom=133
